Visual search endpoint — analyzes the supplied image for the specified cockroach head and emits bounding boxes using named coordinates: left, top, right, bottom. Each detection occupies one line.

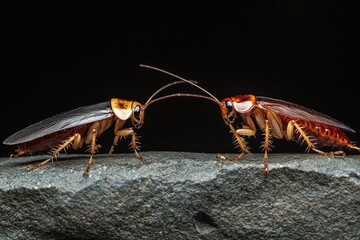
left=131, top=101, right=145, bottom=128
left=111, top=98, right=145, bottom=129
left=220, top=97, right=236, bottom=124
left=220, top=95, right=257, bottom=124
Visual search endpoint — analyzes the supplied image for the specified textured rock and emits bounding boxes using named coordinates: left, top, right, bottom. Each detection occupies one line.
left=0, top=152, right=360, bottom=239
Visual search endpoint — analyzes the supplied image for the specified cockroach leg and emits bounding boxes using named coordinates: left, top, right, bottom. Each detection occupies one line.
left=109, top=119, right=126, bottom=155
left=285, top=119, right=295, bottom=141
left=217, top=152, right=245, bottom=162
left=109, top=136, right=119, bottom=155
left=27, top=133, right=81, bottom=170
left=229, top=124, right=252, bottom=154
left=83, top=129, right=98, bottom=177
left=347, top=143, right=360, bottom=152
left=9, top=150, right=22, bottom=159
left=216, top=124, right=251, bottom=162
left=27, top=158, right=52, bottom=170
left=262, top=119, right=270, bottom=174
left=109, top=118, right=142, bottom=161
left=110, top=127, right=144, bottom=161
left=290, top=121, right=345, bottom=157
left=236, top=127, right=256, bottom=136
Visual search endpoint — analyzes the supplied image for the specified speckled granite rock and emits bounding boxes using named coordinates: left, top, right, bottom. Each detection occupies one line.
left=0, top=152, right=360, bottom=239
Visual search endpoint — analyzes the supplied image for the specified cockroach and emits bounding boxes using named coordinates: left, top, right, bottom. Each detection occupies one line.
left=3, top=78, right=202, bottom=177
left=140, top=64, right=360, bottom=174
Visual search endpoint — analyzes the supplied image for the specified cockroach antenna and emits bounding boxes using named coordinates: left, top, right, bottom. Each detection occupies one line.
left=140, top=64, right=222, bottom=106
left=144, top=80, right=198, bottom=106
left=144, top=93, right=219, bottom=108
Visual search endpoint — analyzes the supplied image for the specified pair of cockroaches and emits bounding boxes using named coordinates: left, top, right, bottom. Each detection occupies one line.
left=3, top=64, right=360, bottom=177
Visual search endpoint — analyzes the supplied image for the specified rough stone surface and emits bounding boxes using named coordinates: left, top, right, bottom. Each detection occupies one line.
left=0, top=152, right=360, bottom=239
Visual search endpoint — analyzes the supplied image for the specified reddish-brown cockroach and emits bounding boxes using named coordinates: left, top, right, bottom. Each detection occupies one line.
left=3, top=78, right=201, bottom=177
left=140, top=64, right=360, bottom=174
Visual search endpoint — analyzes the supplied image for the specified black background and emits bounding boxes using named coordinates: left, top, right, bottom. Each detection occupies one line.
left=2, top=1, right=359, bottom=158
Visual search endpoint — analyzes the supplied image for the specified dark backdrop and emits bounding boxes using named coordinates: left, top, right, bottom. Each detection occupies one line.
left=2, top=2, right=359, bottom=158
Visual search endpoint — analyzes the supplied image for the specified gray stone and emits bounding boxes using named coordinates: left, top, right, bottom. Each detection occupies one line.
left=0, top=152, right=360, bottom=239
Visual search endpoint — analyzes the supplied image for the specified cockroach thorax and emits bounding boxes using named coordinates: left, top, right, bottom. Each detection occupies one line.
left=111, top=98, right=133, bottom=120
left=232, top=95, right=256, bottom=113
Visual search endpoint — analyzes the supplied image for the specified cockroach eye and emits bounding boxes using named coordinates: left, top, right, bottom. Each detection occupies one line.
left=133, top=105, right=141, bottom=120
left=225, top=101, right=233, bottom=113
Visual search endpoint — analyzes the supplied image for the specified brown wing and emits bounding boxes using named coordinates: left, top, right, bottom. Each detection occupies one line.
left=256, top=96, right=355, bottom=133
left=3, top=101, right=114, bottom=145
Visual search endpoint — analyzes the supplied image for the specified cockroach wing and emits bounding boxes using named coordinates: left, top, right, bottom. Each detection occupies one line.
left=3, top=101, right=114, bottom=145
left=256, top=96, right=355, bottom=133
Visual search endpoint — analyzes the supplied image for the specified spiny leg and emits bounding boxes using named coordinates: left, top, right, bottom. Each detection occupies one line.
left=83, top=129, right=98, bottom=177
left=290, top=121, right=345, bottom=157
left=261, top=119, right=270, bottom=174
left=110, top=127, right=143, bottom=161
left=27, top=133, right=81, bottom=170
left=109, top=119, right=125, bottom=155
left=109, top=135, right=120, bottom=156
left=217, top=124, right=253, bottom=162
